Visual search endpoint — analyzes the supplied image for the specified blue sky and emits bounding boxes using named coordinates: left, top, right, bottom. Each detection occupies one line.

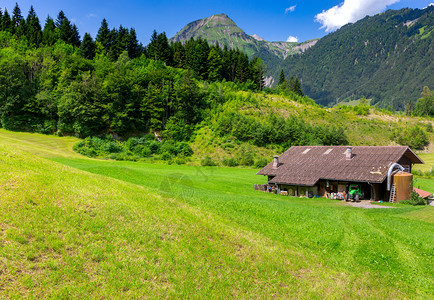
left=1, top=0, right=432, bottom=44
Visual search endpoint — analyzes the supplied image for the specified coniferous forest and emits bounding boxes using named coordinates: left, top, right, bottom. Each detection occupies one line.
left=0, top=3, right=269, bottom=138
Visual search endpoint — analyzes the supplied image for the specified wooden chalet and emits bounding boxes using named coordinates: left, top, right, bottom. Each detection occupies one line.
left=257, top=146, right=424, bottom=201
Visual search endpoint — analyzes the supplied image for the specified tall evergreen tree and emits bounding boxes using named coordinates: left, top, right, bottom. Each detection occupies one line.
left=1, top=9, right=12, bottom=33
left=96, top=18, right=110, bottom=49
left=207, top=47, right=222, bottom=81
left=278, top=69, right=286, bottom=86
left=0, top=9, right=3, bottom=28
left=42, top=16, right=57, bottom=45
left=127, top=28, right=142, bottom=59
left=25, top=6, right=42, bottom=46
left=147, top=30, right=172, bottom=65
left=172, top=41, right=186, bottom=69
left=292, top=77, right=303, bottom=96
left=55, top=10, right=79, bottom=45
left=12, top=3, right=24, bottom=35
left=250, top=57, right=265, bottom=90
left=70, top=24, right=81, bottom=47
left=78, top=33, right=95, bottom=59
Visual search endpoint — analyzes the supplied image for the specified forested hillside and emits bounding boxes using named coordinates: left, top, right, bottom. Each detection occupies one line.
left=0, top=4, right=267, bottom=137
left=0, top=3, right=433, bottom=168
left=282, top=6, right=434, bottom=109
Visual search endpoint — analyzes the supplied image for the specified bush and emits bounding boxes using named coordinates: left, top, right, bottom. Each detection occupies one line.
left=254, top=157, right=269, bottom=168
left=201, top=155, right=217, bottom=166
left=393, top=125, right=428, bottom=150
left=401, top=191, right=426, bottom=206
left=72, top=135, right=193, bottom=162
left=222, top=157, right=239, bottom=167
left=161, top=152, right=173, bottom=161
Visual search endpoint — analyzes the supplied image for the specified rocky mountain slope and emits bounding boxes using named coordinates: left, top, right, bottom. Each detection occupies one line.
left=170, top=14, right=317, bottom=81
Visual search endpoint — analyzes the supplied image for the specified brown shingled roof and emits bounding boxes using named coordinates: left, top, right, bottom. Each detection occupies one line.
left=413, top=187, right=432, bottom=199
left=257, top=146, right=423, bottom=186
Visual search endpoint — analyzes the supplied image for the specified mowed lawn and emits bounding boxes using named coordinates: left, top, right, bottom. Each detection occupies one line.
left=0, top=130, right=433, bottom=298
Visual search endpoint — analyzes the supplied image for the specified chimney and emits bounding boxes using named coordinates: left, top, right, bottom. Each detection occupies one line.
left=346, top=147, right=353, bottom=160
left=273, top=155, right=279, bottom=169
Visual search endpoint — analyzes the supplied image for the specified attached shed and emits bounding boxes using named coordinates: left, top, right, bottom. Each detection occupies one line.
left=257, top=146, right=424, bottom=201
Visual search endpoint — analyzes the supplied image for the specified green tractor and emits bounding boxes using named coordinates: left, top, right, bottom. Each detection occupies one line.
left=348, top=184, right=363, bottom=202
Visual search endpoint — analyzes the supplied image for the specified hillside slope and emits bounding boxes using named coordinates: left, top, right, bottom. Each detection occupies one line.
left=0, top=133, right=433, bottom=298
left=283, top=6, right=434, bottom=108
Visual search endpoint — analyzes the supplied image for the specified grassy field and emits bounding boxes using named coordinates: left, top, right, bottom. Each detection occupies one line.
left=0, top=130, right=433, bottom=298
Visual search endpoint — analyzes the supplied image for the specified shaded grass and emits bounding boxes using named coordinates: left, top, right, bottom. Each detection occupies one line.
left=1, top=130, right=433, bottom=298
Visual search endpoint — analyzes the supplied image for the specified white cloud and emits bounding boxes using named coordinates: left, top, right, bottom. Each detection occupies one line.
left=315, top=0, right=400, bottom=32
left=425, top=3, right=434, bottom=8
left=287, top=35, right=298, bottom=42
left=285, top=5, right=297, bottom=14
left=86, top=13, right=97, bottom=19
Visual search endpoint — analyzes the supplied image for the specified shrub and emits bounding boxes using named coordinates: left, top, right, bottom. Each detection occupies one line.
left=201, top=155, right=217, bottom=166
left=394, top=125, right=428, bottom=150
left=101, top=141, right=123, bottom=153
left=254, top=157, right=269, bottom=168
left=401, top=191, right=426, bottom=206
left=222, top=157, right=239, bottom=167
left=160, top=152, right=173, bottom=161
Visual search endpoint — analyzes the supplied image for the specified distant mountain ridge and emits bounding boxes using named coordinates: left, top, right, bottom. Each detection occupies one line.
left=282, top=6, right=434, bottom=109
left=170, top=13, right=317, bottom=83
left=171, top=8, right=433, bottom=109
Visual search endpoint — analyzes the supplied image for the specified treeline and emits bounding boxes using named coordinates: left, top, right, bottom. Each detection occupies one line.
left=0, top=4, right=265, bottom=88
left=0, top=3, right=267, bottom=137
left=214, top=112, right=348, bottom=147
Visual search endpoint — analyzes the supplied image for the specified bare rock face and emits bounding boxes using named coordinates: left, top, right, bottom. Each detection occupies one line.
left=251, top=34, right=265, bottom=41
left=293, top=40, right=319, bottom=53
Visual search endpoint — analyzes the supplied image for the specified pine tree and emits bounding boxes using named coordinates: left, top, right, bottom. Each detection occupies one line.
left=106, top=27, right=118, bottom=60
left=207, top=47, right=222, bottom=81
left=79, top=33, right=95, bottom=59
left=96, top=18, right=110, bottom=49
left=172, top=41, right=186, bottom=69
left=278, top=69, right=286, bottom=86
left=0, top=8, right=3, bottom=29
left=70, top=24, right=80, bottom=47
left=25, top=6, right=42, bottom=46
left=288, top=76, right=295, bottom=91
left=12, top=3, right=24, bottom=35
left=147, top=31, right=172, bottom=65
left=55, top=10, right=66, bottom=27
left=42, top=16, right=57, bottom=45
left=1, top=9, right=12, bottom=33
left=114, top=25, right=129, bottom=58
left=250, top=57, right=265, bottom=90
left=127, top=28, right=142, bottom=59
left=293, top=77, right=303, bottom=96
left=235, top=51, right=250, bottom=83
left=56, top=10, right=78, bottom=45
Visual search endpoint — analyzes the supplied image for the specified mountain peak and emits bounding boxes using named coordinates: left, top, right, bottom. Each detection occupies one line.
left=170, top=13, right=244, bottom=44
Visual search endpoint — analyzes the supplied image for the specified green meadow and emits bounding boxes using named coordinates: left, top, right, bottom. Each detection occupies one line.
left=0, top=130, right=433, bottom=298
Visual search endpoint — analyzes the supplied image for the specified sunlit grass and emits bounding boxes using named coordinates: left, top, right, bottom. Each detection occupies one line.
left=0, top=130, right=433, bottom=298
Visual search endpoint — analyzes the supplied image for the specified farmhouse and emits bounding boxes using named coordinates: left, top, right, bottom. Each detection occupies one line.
left=256, top=146, right=424, bottom=202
